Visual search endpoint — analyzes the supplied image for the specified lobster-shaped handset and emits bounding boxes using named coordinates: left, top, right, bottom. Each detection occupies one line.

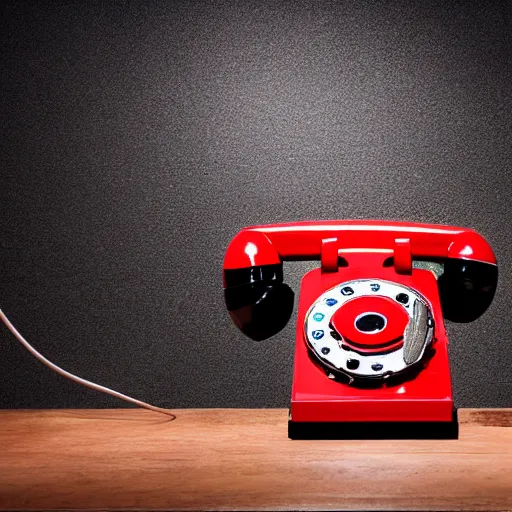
left=223, top=221, right=498, bottom=341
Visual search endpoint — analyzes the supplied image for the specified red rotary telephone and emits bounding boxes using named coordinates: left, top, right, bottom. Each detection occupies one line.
left=223, top=221, right=498, bottom=439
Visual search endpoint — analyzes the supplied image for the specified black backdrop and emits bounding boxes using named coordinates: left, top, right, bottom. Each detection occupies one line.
left=1, top=0, right=511, bottom=409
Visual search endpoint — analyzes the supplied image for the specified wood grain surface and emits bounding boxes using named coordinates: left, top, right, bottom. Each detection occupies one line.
left=0, top=409, right=511, bottom=511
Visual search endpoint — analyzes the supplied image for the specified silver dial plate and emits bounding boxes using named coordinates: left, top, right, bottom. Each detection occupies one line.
left=304, top=279, right=434, bottom=379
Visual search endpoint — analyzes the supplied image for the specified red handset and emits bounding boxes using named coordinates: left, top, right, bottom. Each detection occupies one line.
left=224, top=220, right=496, bottom=268
left=223, top=221, right=498, bottom=438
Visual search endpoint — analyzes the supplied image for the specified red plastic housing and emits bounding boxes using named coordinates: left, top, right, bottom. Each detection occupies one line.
left=223, top=221, right=497, bottom=427
left=290, top=251, right=453, bottom=423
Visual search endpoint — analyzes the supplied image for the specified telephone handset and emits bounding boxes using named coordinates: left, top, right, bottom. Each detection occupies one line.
left=223, top=221, right=498, bottom=438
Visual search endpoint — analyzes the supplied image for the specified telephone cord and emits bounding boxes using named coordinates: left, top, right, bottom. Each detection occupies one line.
left=0, top=309, right=175, bottom=419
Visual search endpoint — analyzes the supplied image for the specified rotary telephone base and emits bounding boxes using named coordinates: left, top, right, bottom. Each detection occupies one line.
left=223, top=221, right=498, bottom=440
left=288, top=253, right=458, bottom=439
left=288, top=411, right=459, bottom=440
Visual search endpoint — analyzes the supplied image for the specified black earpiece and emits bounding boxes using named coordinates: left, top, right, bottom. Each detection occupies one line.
left=438, top=259, right=498, bottom=323
left=224, top=263, right=294, bottom=341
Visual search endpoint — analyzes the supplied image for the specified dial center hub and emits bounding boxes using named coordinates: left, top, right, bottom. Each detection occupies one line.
left=330, top=295, right=409, bottom=353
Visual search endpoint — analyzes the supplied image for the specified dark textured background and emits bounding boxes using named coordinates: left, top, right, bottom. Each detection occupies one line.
left=1, top=0, right=511, bottom=409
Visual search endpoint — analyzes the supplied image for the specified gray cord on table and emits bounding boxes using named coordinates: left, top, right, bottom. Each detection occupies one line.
left=0, top=310, right=175, bottom=419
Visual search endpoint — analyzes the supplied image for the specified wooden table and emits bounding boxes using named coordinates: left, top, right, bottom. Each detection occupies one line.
left=0, top=409, right=511, bottom=511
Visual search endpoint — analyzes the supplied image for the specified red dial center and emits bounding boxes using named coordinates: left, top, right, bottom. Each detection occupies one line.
left=330, top=296, right=409, bottom=354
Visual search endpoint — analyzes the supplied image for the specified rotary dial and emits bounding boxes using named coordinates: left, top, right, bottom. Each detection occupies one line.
left=304, top=279, right=434, bottom=381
